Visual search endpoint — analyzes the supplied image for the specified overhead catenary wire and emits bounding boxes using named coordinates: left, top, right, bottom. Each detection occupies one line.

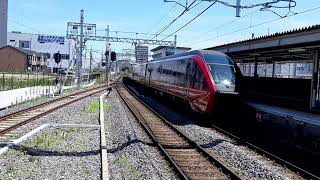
left=8, top=19, right=42, bottom=34
left=150, top=0, right=199, bottom=40
left=159, top=0, right=296, bottom=42
left=191, top=5, right=320, bottom=48
left=161, top=1, right=217, bottom=41
left=181, top=9, right=260, bottom=44
left=95, top=30, right=171, bottom=37
left=145, top=0, right=182, bottom=39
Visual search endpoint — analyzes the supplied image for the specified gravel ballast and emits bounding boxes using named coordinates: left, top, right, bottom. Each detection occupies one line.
left=0, top=94, right=102, bottom=179
left=105, top=91, right=178, bottom=180
left=130, top=85, right=303, bottom=180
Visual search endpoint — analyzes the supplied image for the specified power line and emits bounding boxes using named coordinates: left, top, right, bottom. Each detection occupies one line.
left=150, top=0, right=199, bottom=40
left=8, top=18, right=43, bottom=34
left=161, top=1, right=217, bottom=41
left=181, top=9, right=259, bottom=44
left=96, top=30, right=171, bottom=37
left=145, top=0, right=182, bottom=38
left=191, top=5, right=320, bottom=48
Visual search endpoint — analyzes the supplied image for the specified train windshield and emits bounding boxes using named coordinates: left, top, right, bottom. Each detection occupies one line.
left=204, top=54, right=236, bottom=92
left=207, top=63, right=235, bottom=85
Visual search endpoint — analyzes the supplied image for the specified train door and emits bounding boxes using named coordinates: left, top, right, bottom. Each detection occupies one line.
left=185, top=59, right=194, bottom=99
left=144, top=63, right=148, bottom=86
left=147, top=64, right=154, bottom=87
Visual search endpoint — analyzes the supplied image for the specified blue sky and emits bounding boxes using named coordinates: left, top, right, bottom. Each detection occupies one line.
left=8, top=0, right=320, bottom=59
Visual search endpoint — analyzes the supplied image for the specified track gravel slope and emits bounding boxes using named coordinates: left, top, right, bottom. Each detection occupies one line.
left=0, top=95, right=102, bottom=179
left=105, top=91, right=178, bottom=180
left=130, top=85, right=303, bottom=180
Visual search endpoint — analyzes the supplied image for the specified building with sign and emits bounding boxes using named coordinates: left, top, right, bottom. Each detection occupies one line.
left=7, top=31, right=76, bottom=73
left=151, top=46, right=191, bottom=60
left=136, top=45, right=149, bottom=62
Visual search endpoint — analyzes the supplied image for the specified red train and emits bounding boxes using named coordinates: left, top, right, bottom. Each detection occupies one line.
left=129, top=50, right=240, bottom=113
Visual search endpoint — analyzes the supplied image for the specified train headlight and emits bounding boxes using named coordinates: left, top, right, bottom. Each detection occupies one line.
left=222, top=80, right=231, bottom=88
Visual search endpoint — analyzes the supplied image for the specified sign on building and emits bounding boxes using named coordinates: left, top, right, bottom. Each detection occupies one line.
left=38, top=35, right=65, bottom=44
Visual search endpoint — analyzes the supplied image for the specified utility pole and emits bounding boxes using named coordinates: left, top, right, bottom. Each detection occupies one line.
left=134, top=43, right=138, bottom=62
left=106, top=25, right=110, bottom=85
left=77, top=9, right=84, bottom=86
left=89, top=49, right=93, bottom=83
left=236, top=0, right=241, bottom=17
left=0, top=0, right=8, bottom=48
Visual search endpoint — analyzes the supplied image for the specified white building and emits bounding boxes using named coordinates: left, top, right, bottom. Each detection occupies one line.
left=151, top=46, right=191, bottom=60
left=7, top=31, right=76, bottom=72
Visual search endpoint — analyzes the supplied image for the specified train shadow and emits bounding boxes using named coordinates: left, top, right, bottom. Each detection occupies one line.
left=3, top=144, right=100, bottom=157
left=107, top=135, right=154, bottom=153
left=200, top=139, right=225, bottom=149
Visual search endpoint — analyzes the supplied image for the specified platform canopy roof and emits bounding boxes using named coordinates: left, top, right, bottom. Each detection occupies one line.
left=205, top=25, right=320, bottom=63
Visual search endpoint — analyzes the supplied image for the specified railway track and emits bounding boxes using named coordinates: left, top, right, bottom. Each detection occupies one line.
left=116, top=83, right=245, bottom=180
left=0, top=85, right=107, bottom=141
left=209, top=122, right=320, bottom=180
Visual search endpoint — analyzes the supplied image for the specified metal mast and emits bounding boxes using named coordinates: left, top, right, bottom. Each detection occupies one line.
left=106, top=25, right=110, bottom=85
left=89, top=49, right=93, bottom=83
left=0, top=0, right=8, bottom=47
left=77, top=9, right=84, bottom=86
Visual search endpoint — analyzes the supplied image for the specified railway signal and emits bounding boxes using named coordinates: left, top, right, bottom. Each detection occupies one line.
left=105, top=50, right=109, bottom=57
left=54, top=51, right=62, bottom=64
left=111, top=51, right=117, bottom=62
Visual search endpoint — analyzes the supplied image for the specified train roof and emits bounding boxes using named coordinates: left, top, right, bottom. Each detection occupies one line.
left=151, top=50, right=227, bottom=62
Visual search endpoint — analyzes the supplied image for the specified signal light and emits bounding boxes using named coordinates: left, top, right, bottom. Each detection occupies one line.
left=105, top=51, right=109, bottom=57
left=54, top=52, right=62, bottom=64
left=111, top=51, right=117, bottom=62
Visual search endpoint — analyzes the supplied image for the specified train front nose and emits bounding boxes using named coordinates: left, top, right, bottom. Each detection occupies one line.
left=213, top=91, right=241, bottom=118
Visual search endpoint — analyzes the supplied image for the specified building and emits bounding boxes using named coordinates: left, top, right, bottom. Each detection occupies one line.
left=0, top=0, right=8, bottom=47
left=7, top=32, right=76, bottom=72
left=136, top=45, right=148, bottom=62
left=0, top=45, right=48, bottom=72
left=151, top=46, right=191, bottom=59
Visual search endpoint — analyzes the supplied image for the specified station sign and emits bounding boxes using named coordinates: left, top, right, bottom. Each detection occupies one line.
left=38, top=35, right=65, bottom=44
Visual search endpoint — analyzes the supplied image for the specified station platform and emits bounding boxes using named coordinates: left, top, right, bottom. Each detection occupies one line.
left=247, top=102, right=320, bottom=127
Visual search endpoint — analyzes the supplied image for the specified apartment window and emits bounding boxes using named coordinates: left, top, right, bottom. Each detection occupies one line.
left=19, top=40, right=30, bottom=48
left=9, top=40, right=15, bottom=42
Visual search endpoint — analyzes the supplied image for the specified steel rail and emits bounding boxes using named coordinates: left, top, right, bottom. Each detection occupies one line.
left=116, top=83, right=245, bottom=180
left=209, top=123, right=320, bottom=180
left=0, top=85, right=106, bottom=122
left=0, top=85, right=107, bottom=138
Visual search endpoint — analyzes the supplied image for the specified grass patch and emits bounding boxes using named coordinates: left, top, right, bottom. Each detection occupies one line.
left=82, top=102, right=111, bottom=114
left=4, top=149, right=25, bottom=158
left=17, top=96, right=47, bottom=105
left=6, top=165, right=18, bottom=178
left=84, top=169, right=92, bottom=180
left=115, top=155, right=141, bottom=180
left=24, top=129, right=72, bottom=149
left=64, top=86, right=81, bottom=94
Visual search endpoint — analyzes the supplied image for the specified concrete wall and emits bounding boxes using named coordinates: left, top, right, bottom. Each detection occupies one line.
left=0, top=47, right=27, bottom=72
left=0, top=86, right=57, bottom=109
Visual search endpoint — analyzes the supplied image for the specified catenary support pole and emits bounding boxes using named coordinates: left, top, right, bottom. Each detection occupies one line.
left=77, top=9, right=84, bottom=86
